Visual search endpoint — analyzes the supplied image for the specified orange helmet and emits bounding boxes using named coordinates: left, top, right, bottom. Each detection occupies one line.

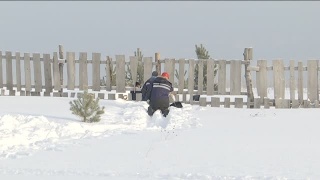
left=161, top=72, right=169, bottom=79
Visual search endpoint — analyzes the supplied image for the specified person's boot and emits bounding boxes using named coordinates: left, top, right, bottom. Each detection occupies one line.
left=147, top=106, right=155, bottom=116
left=162, top=108, right=170, bottom=117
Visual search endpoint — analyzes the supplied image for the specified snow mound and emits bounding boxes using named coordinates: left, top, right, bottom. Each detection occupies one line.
left=0, top=100, right=200, bottom=159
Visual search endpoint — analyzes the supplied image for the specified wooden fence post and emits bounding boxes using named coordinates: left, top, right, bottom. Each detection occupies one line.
left=155, top=52, right=161, bottom=75
left=218, top=60, right=227, bottom=95
left=188, top=59, right=195, bottom=101
left=15, top=52, right=22, bottom=92
left=24, top=53, right=31, bottom=96
left=33, top=53, right=42, bottom=95
left=273, top=60, right=285, bottom=101
left=43, top=54, right=53, bottom=96
left=105, top=56, right=113, bottom=91
left=298, top=62, right=304, bottom=104
left=130, top=56, right=138, bottom=92
left=307, top=60, right=319, bottom=102
left=178, top=58, right=185, bottom=94
left=256, top=60, right=267, bottom=104
left=244, top=48, right=254, bottom=108
left=5, top=51, right=13, bottom=92
left=58, top=45, right=65, bottom=96
left=289, top=60, right=296, bottom=102
left=115, top=55, right=126, bottom=93
left=92, top=53, right=101, bottom=91
left=79, top=52, right=88, bottom=90
left=143, top=57, right=153, bottom=83
left=66, top=52, right=75, bottom=90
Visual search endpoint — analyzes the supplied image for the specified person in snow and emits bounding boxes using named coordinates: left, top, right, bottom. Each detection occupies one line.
left=141, top=71, right=158, bottom=101
left=146, top=72, right=174, bottom=117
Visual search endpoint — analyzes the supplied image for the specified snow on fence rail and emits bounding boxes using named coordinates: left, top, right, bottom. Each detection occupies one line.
left=0, top=48, right=319, bottom=109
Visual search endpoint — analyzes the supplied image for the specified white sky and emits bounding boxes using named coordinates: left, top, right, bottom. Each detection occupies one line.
left=0, top=90, right=320, bottom=179
left=1, top=1, right=320, bottom=61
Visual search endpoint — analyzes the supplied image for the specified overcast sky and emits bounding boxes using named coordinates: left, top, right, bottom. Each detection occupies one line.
left=1, top=1, right=319, bottom=61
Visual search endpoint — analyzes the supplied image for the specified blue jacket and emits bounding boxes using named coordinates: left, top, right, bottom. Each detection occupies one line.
left=141, top=76, right=157, bottom=101
left=148, top=77, right=173, bottom=108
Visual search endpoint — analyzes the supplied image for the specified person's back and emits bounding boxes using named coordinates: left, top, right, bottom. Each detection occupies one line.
left=149, top=76, right=173, bottom=106
left=141, top=71, right=158, bottom=101
left=147, top=72, right=173, bottom=117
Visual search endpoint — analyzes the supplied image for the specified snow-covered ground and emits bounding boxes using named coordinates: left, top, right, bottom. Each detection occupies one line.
left=0, top=91, right=319, bottom=180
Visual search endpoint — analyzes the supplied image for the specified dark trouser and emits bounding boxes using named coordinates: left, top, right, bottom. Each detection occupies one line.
left=147, top=99, right=170, bottom=117
left=148, top=106, right=170, bottom=117
left=130, top=91, right=141, bottom=100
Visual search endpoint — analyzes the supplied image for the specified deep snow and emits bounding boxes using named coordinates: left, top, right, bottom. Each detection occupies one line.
left=0, top=94, right=319, bottom=180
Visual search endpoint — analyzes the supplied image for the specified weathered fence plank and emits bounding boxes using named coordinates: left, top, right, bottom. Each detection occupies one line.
left=169, top=59, right=175, bottom=86
left=105, top=56, right=112, bottom=91
left=62, top=92, right=68, bottom=97
left=33, top=53, right=42, bottom=93
left=254, top=98, right=261, bottom=109
left=292, top=99, right=300, bottom=108
left=164, top=58, right=175, bottom=85
left=108, top=93, right=116, bottom=100
left=275, top=99, right=290, bottom=108
left=92, top=53, right=101, bottom=91
left=235, top=98, right=243, bottom=108
left=211, top=97, right=220, bottom=107
left=53, top=52, right=61, bottom=91
left=9, top=90, right=15, bottom=96
left=143, top=57, right=153, bottom=83
left=230, top=60, right=241, bottom=95
left=24, top=53, right=32, bottom=93
left=66, top=52, right=75, bottom=90
left=273, top=60, right=285, bottom=100
left=0, top=51, right=2, bottom=88
left=129, top=56, right=138, bottom=87
left=264, top=97, right=270, bottom=109
left=289, top=60, right=296, bottom=101
left=15, top=52, right=22, bottom=91
left=20, top=91, right=25, bottom=96
left=257, top=60, right=268, bottom=100
left=58, top=45, right=65, bottom=94
left=307, top=60, right=318, bottom=102
left=188, top=59, right=195, bottom=95
left=6, top=51, right=13, bottom=91
left=298, top=62, right=303, bottom=103
left=303, top=100, right=310, bottom=108
left=178, top=59, right=185, bottom=94
left=224, top=97, right=230, bottom=108
left=136, top=93, right=142, bottom=101
left=199, top=97, right=207, bottom=106
left=206, top=59, right=215, bottom=95
left=155, top=53, right=161, bottom=75
left=79, top=52, right=88, bottom=90
left=218, top=60, right=226, bottom=95
left=182, top=92, right=187, bottom=103
left=197, top=59, right=204, bottom=94
left=244, top=48, right=254, bottom=108
left=116, top=55, right=126, bottom=93
left=98, top=93, right=104, bottom=99
left=43, top=54, right=53, bottom=93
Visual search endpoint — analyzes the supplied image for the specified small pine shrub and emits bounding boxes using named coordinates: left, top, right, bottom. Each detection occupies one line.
left=69, top=91, right=105, bottom=123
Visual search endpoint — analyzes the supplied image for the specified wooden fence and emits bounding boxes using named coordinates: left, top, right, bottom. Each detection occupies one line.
left=0, top=48, right=319, bottom=109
